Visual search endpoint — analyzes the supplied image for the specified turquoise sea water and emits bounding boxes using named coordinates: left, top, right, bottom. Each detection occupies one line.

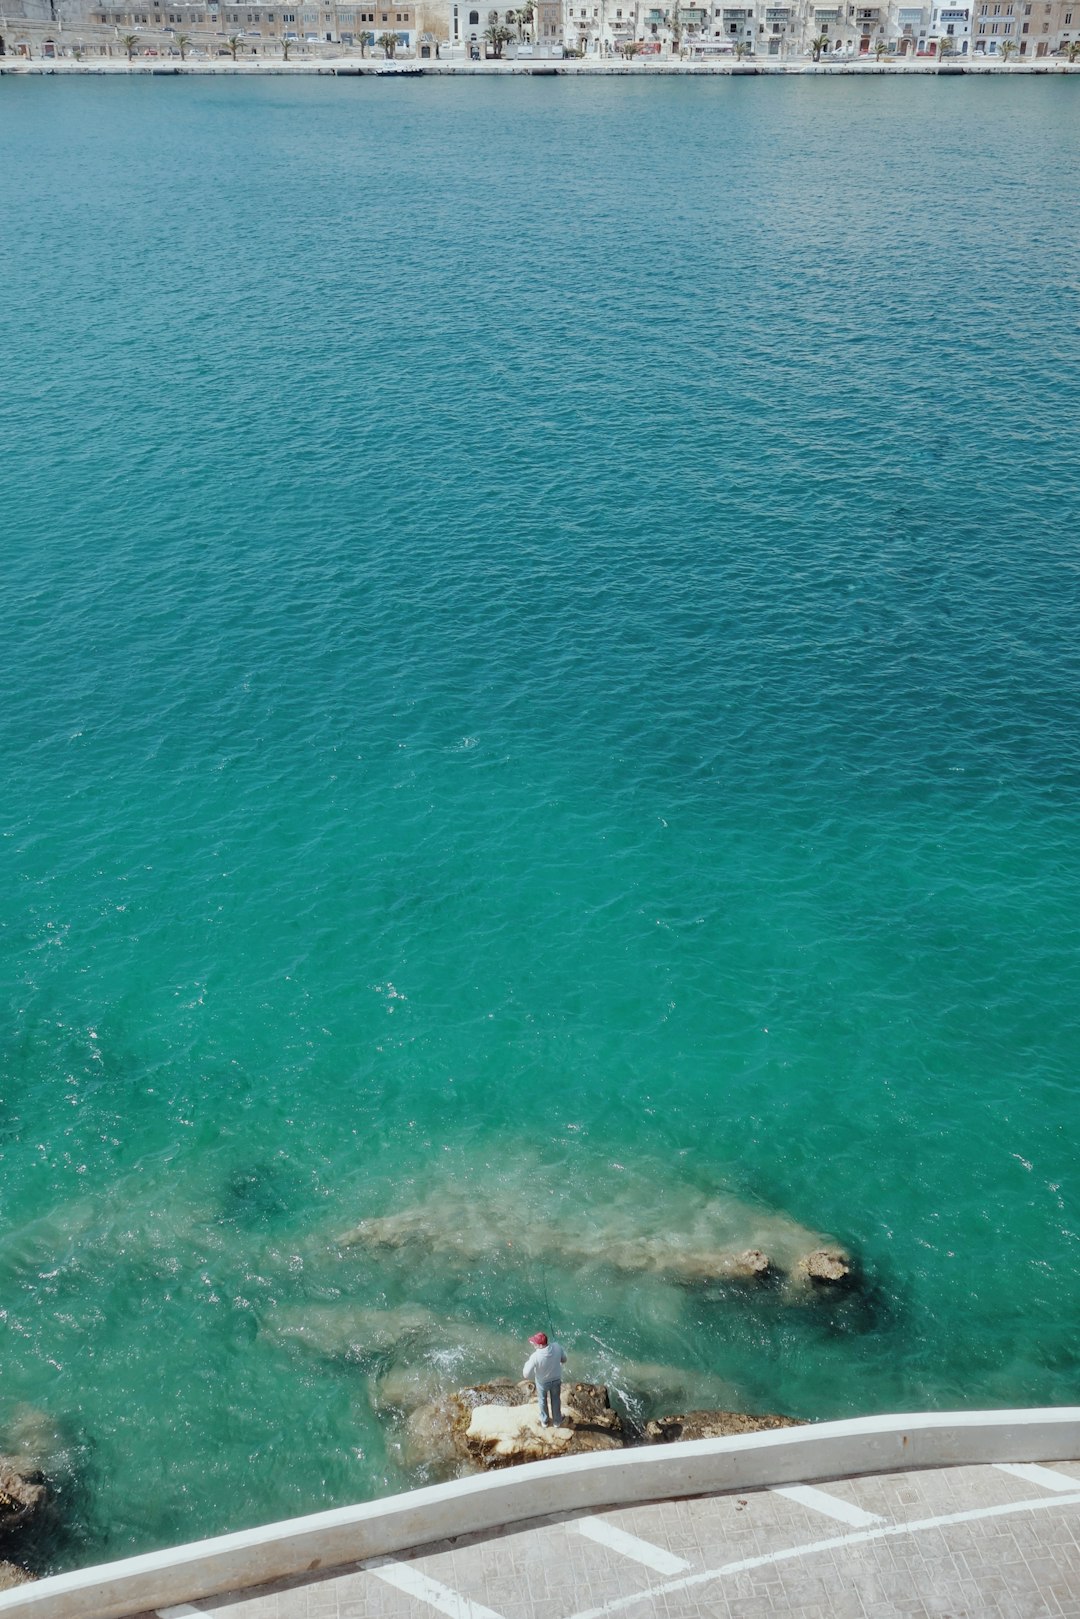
left=2, top=74, right=1080, bottom=1571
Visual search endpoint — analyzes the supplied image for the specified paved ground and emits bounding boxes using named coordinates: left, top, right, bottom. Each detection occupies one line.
left=147, top=1458, right=1080, bottom=1619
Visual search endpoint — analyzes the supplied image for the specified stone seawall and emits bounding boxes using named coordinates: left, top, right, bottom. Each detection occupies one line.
left=2, top=58, right=1078, bottom=74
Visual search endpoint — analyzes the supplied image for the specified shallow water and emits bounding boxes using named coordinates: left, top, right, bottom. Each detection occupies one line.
left=2, top=73, right=1080, bottom=1570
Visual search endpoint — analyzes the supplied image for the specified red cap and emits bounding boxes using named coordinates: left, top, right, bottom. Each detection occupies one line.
left=529, top=1332, right=548, bottom=1346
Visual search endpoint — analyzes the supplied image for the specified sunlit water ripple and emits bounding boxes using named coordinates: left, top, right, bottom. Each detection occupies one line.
left=1, top=73, right=1079, bottom=1571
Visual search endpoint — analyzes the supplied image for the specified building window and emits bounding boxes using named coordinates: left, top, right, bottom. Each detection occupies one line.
left=468, top=7, right=478, bottom=18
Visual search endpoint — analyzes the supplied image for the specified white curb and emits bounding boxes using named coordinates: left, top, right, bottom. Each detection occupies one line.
left=2, top=1407, right=1077, bottom=1618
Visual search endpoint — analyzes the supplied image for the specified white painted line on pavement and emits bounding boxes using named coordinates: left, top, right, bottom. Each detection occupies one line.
left=368, top=1559, right=508, bottom=1619
left=158, top=1607, right=216, bottom=1618
left=577, top=1516, right=692, bottom=1575
left=770, top=1483, right=884, bottom=1527
left=564, top=1488, right=1080, bottom=1619
left=995, top=1461, right=1080, bottom=1492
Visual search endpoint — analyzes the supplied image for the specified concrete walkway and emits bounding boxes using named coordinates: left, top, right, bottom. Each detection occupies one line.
left=141, top=1457, right=1080, bottom=1619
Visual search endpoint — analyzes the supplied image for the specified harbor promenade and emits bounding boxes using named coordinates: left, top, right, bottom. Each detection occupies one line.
left=2, top=1412, right=1079, bottom=1619
left=2, top=54, right=1079, bottom=71
left=137, top=1455, right=1080, bottom=1619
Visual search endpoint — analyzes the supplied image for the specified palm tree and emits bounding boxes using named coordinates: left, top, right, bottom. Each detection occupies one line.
left=733, top=36, right=749, bottom=55
left=280, top=33, right=294, bottom=55
left=624, top=37, right=641, bottom=55
left=175, top=30, right=191, bottom=56
left=482, top=20, right=511, bottom=51
left=809, top=30, right=827, bottom=57
left=1068, top=38, right=1080, bottom=60
left=935, top=33, right=950, bottom=56
left=999, top=35, right=1016, bottom=59
left=873, top=34, right=887, bottom=57
left=121, top=30, right=139, bottom=55
left=376, top=27, right=397, bottom=53
left=225, top=31, right=242, bottom=55
left=518, top=1, right=533, bottom=36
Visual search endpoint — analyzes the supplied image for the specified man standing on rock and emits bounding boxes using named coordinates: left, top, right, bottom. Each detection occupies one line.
left=523, top=1331, right=567, bottom=1428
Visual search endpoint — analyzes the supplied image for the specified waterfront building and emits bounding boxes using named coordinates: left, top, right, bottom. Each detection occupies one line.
left=532, top=0, right=562, bottom=43
left=928, top=0, right=970, bottom=49
left=1011, top=0, right=1074, bottom=51
left=718, top=5, right=755, bottom=47
left=971, top=0, right=1015, bottom=49
left=892, top=0, right=930, bottom=51
left=799, top=2, right=863, bottom=55
left=82, top=0, right=412, bottom=43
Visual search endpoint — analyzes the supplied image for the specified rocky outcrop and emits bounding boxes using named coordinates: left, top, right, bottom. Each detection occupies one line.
left=0, top=1458, right=46, bottom=1533
left=0, top=1564, right=35, bottom=1591
left=406, top=1380, right=625, bottom=1472
left=791, top=1247, right=854, bottom=1288
left=643, top=1410, right=805, bottom=1443
left=403, top=1379, right=808, bottom=1473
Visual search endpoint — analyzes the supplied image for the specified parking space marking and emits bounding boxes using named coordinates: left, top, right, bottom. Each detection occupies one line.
left=770, top=1483, right=884, bottom=1527
left=565, top=1488, right=1080, bottom=1619
left=577, top=1516, right=692, bottom=1575
left=368, top=1558, right=508, bottom=1619
left=994, top=1461, right=1080, bottom=1492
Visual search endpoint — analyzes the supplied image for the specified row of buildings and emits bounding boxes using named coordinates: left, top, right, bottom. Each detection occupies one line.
left=4, top=0, right=1077, bottom=57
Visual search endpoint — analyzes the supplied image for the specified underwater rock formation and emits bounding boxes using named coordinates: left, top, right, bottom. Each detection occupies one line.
left=266, top=1304, right=746, bottom=1418
left=0, top=1458, right=46, bottom=1533
left=337, top=1191, right=851, bottom=1293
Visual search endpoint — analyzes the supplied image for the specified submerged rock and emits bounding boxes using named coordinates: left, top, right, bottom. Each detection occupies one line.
left=407, top=1380, right=625, bottom=1472
left=0, top=1459, right=46, bottom=1533
left=643, top=1410, right=805, bottom=1443
left=336, top=1180, right=848, bottom=1294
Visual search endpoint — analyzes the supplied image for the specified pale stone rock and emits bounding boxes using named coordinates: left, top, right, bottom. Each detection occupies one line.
left=792, top=1247, right=853, bottom=1286
left=406, top=1380, right=625, bottom=1472
left=0, top=1563, right=35, bottom=1591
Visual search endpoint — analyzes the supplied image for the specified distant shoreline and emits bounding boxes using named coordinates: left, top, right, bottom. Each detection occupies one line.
left=3, top=57, right=1078, bottom=74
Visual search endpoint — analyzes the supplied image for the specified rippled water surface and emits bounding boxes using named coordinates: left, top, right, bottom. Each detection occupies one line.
left=2, top=74, right=1080, bottom=1570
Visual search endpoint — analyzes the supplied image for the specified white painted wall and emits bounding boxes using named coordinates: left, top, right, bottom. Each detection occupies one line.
left=2, top=1407, right=1078, bottom=1619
